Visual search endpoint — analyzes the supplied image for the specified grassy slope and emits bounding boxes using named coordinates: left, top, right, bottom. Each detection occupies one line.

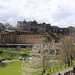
left=0, top=48, right=75, bottom=75
left=0, top=60, right=75, bottom=75
left=0, top=51, right=30, bottom=59
left=0, top=61, right=42, bottom=75
left=0, top=61, right=22, bottom=75
left=0, top=48, right=32, bottom=53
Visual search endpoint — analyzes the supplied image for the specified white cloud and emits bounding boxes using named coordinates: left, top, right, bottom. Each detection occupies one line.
left=0, top=0, right=75, bottom=27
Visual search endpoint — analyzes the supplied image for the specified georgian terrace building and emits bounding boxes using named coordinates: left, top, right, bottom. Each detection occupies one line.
left=0, top=30, right=57, bottom=48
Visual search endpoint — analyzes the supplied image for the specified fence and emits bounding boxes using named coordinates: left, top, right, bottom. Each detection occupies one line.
left=64, top=71, right=70, bottom=75
left=64, top=70, right=75, bottom=75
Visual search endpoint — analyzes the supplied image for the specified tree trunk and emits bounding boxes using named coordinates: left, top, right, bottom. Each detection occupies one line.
left=43, top=69, right=45, bottom=75
left=42, top=62, right=45, bottom=75
left=65, top=61, right=66, bottom=68
left=68, top=61, right=70, bottom=67
left=67, top=56, right=70, bottom=67
left=70, top=56, right=73, bottom=66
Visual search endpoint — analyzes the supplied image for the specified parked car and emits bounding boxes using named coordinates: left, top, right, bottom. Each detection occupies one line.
left=27, top=57, right=32, bottom=61
left=19, top=57, right=25, bottom=60
left=1, top=59, right=5, bottom=61
left=6, top=58, right=11, bottom=60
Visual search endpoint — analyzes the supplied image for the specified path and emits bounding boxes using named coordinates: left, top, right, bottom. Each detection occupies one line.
left=50, top=67, right=73, bottom=75
left=2, top=59, right=20, bottom=63
left=0, top=50, right=25, bottom=54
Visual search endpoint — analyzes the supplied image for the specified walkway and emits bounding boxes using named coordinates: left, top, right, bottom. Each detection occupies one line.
left=50, top=67, right=73, bottom=75
left=2, top=59, right=20, bottom=63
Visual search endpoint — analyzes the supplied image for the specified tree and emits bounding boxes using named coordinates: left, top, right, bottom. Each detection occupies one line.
left=32, top=37, right=54, bottom=75
left=58, top=34, right=75, bottom=66
left=37, top=28, right=45, bottom=34
left=21, top=36, right=58, bottom=75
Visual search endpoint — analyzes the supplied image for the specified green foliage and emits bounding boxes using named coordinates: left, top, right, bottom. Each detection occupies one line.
left=0, top=51, right=19, bottom=59
left=20, top=48, right=28, bottom=52
left=0, top=51, right=3, bottom=54
left=0, top=63, right=7, bottom=67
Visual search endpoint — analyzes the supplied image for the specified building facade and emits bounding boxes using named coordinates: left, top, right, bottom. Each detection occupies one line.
left=0, top=30, right=16, bottom=44
left=0, top=30, right=52, bottom=46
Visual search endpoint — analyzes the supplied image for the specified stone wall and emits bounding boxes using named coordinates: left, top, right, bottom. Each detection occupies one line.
left=16, top=34, right=51, bottom=44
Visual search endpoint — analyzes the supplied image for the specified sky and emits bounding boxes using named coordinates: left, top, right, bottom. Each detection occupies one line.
left=0, top=0, right=75, bottom=27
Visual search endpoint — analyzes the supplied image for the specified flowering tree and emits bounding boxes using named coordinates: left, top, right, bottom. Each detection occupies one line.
left=21, top=37, right=57, bottom=75
left=32, top=37, right=54, bottom=75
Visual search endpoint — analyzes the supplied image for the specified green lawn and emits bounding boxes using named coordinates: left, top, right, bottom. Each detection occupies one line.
left=0, top=48, right=75, bottom=75
left=0, top=61, right=22, bottom=75
left=0, top=60, right=75, bottom=75
left=0, top=51, right=30, bottom=59
left=0, top=48, right=32, bottom=53
left=0, top=61, right=42, bottom=75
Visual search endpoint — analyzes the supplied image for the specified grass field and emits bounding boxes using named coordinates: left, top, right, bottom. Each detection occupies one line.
left=0, top=50, right=30, bottom=59
left=0, top=61, right=22, bottom=75
left=0, top=61, right=42, bottom=75
left=0, top=60, right=75, bottom=75
left=0, top=48, right=75, bottom=75
left=0, top=48, right=32, bottom=53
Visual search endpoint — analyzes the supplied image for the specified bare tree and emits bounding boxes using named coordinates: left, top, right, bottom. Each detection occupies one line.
left=58, top=34, right=75, bottom=66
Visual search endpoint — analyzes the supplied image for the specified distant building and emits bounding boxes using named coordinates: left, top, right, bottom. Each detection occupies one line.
left=0, top=23, right=3, bottom=30
left=17, top=20, right=52, bottom=34
left=0, top=30, right=55, bottom=48
left=0, top=30, right=16, bottom=44
left=0, top=23, right=14, bottom=30
left=17, top=20, right=74, bottom=36
left=0, top=23, right=5, bottom=30
left=3, top=23, right=14, bottom=30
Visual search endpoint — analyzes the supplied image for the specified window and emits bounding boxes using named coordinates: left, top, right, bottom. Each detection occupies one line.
left=7, top=34, right=9, bottom=39
left=1, top=34, right=3, bottom=40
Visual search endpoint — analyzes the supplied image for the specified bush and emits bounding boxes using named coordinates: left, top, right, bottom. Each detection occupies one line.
left=0, top=63, right=7, bottom=67
left=0, top=51, right=3, bottom=54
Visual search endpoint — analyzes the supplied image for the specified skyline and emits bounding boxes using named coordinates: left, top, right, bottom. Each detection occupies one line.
left=0, top=0, right=75, bottom=27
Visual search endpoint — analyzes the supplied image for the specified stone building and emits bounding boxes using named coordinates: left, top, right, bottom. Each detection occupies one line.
left=0, top=30, right=53, bottom=48
left=17, top=20, right=52, bottom=33
left=17, top=20, right=72, bottom=35
left=0, top=30, right=16, bottom=44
